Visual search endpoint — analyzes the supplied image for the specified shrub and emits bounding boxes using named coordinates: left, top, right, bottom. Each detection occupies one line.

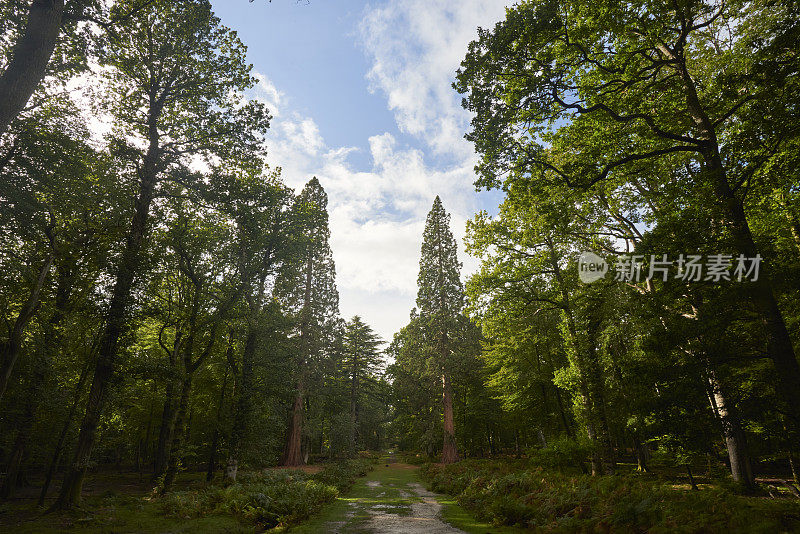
left=421, top=459, right=800, bottom=533
left=314, top=458, right=373, bottom=492
left=162, top=459, right=373, bottom=529
left=527, top=436, right=594, bottom=472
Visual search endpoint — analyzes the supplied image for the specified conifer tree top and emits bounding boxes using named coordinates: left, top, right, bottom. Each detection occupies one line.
left=416, top=196, right=464, bottom=318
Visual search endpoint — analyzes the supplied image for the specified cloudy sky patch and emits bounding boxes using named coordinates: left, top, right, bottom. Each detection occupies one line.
left=212, top=0, right=508, bottom=340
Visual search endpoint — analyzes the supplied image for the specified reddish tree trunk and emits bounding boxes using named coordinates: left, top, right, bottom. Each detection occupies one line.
left=441, top=371, right=459, bottom=464
left=281, top=388, right=304, bottom=466
left=281, top=247, right=313, bottom=466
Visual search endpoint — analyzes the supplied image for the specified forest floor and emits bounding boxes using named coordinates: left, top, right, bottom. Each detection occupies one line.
left=290, top=454, right=527, bottom=534
left=0, top=457, right=520, bottom=533
left=0, top=470, right=250, bottom=533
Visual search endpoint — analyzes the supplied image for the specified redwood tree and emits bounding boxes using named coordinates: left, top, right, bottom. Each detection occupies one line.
left=417, top=196, right=467, bottom=464
left=277, top=177, right=340, bottom=466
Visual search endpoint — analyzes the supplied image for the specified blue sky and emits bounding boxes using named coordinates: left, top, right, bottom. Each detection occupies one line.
left=210, top=0, right=509, bottom=341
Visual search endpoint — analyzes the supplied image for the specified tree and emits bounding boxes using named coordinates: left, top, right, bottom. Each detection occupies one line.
left=0, top=96, right=122, bottom=497
left=216, top=166, right=293, bottom=482
left=454, top=0, right=800, bottom=443
left=341, top=316, right=383, bottom=456
left=416, top=196, right=469, bottom=464
left=465, top=189, right=618, bottom=474
left=388, top=313, right=442, bottom=456
left=54, top=0, right=269, bottom=507
left=277, top=177, right=340, bottom=466
left=0, top=0, right=140, bottom=135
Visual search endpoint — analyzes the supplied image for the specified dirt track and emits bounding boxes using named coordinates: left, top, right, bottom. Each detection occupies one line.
left=313, top=459, right=466, bottom=534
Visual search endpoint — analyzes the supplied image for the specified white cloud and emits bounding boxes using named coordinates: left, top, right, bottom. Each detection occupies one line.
left=359, top=0, right=508, bottom=160
left=252, top=73, right=284, bottom=116
left=246, top=1, right=508, bottom=340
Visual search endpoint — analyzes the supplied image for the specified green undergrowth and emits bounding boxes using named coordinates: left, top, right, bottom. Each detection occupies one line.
left=422, top=459, right=800, bottom=533
left=0, top=493, right=251, bottom=534
left=161, top=458, right=373, bottom=530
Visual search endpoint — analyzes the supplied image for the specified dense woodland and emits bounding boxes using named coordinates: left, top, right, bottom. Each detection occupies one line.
left=1, top=0, right=800, bottom=531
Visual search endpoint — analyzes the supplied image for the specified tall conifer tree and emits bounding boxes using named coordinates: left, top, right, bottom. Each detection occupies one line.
left=342, top=316, right=383, bottom=456
left=417, top=196, right=464, bottom=464
left=277, top=177, right=339, bottom=466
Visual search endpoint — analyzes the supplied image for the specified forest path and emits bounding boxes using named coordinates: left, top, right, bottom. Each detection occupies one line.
left=291, top=455, right=467, bottom=534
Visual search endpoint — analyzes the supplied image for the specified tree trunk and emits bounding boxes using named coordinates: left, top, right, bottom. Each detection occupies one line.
left=38, top=358, right=90, bottom=506
left=206, top=429, right=220, bottom=483
left=154, top=326, right=185, bottom=477
left=554, top=386, right=575, bottom=438
left=53, top=144, right=159, bottom=509
left=140, top=382, right=157, bottom=474
left=2, top=376, right=44, bottom=499
left=790, top=452, right=799, bottom=486
left=687, top=465, right=699, bottom=491
left=673, top=47, right=800, bottom=441
left=153, top=375, right=178, bottom=476
left=546, top=237, right=604, bottom=474
left=441, top=371, right=459, bottom=463
left=708, top=150, right=800, bottom=439
left=162, top=374, right=190, bottom=491
left=635, top=438, right=650, bottom=472
left=226, top=328, right=256, bottom=481
left=206, top=370, right=228, bottom=482
left=3, top=261, right=73, bottom=499
left=1, top=432, right=27, bottom=499
left=281, top=248, right=313, bottom=467
left=707, top=370, right=755, bottom=490
left=0, top=253, right=53, bottom=403
left=2, top=352, right=46, bottom=499
left=586, top=318, right=615, bottom=475
left=348, top=352, right=359, bottom=458
left=0, top=0, right=65, bottom=135
left=281, top=389, right=304, bottom=466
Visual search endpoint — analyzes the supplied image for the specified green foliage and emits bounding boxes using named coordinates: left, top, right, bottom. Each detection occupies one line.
left=423, top=460, right=800, bottom=533
left=312, top=458, right=374, bottom=491
left=162, top=459, right=373, bottom=529
left=456, top=0, right=800, bottom=489
left=527, top=436, right=594, bottom=472
left=161, top=471, right=337, bottom=529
